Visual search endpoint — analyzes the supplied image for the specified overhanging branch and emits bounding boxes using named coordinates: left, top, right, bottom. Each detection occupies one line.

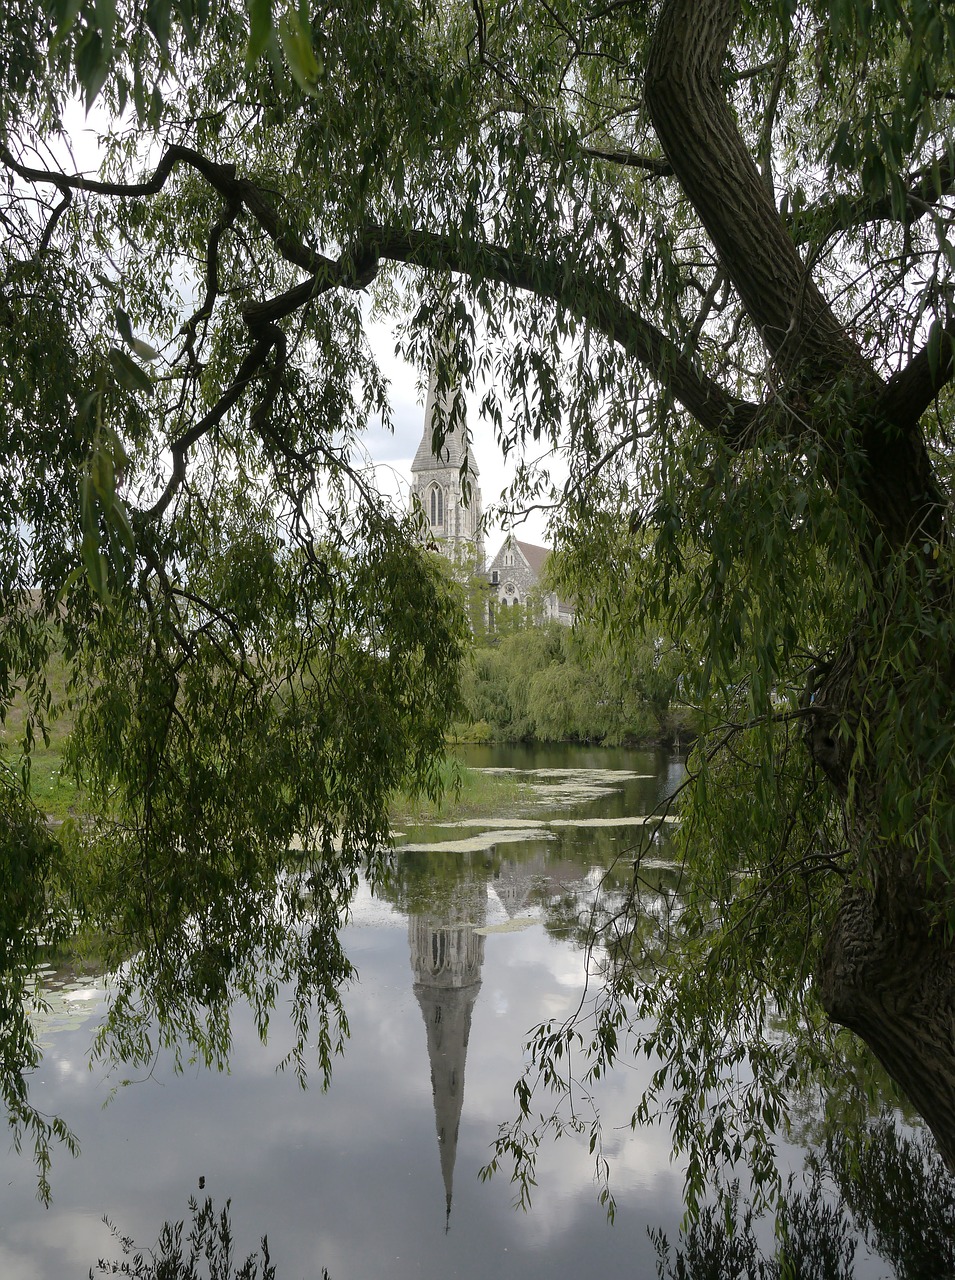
left=880, top=315, right=955, bottom=430
left=579, top=145, right=674, bottom=176
left=364, top=224, right=757, bottom=444
left=0, top=142, right=335, bottom=278
left=3, top=140, right=758, bottom=476
left=793, top=150, right=955, bottom=247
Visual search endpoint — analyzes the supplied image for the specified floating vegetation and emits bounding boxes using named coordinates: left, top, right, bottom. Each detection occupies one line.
left=474, top=918, right=539, bottom=935
left=27, top=968, right=106, bottom=1044
left=397, top=829, right=555, bottom=855
left=548, top=815, right=680, bottom=827
left=432, top=818, right=552, bottom=830
left=431, top=814, right=680, bottom=830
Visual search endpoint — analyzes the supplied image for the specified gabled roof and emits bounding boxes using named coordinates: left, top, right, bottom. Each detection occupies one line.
left=486, top=537, right=552, bottom=576
left=514, top=540, right=550, bottom=575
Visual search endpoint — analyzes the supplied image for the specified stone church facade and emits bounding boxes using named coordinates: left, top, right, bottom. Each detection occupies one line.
left=485, top=535, right=574, bottom=626
left=409, top=365, right=485, bottom=572
left=409, top=366, right=572, bottom=625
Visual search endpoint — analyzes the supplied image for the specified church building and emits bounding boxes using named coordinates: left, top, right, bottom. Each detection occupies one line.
left=409, top=362, right=573, bottom=625
left=485, top=535, right=574, bottom=625
left=409, top=364, right=485, bottom=571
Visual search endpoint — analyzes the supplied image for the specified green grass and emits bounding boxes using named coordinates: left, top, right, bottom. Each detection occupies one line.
left=6, top=719, right=523, bottom=830
left=1, top=655, right=525, bottom=829
left=389, top=758, right=527, bottom=823
left=1, top=654, right=85, bottom=823
left=14, top=752, right=82, bottom=823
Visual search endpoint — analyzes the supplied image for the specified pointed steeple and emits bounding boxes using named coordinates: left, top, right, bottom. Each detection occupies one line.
left=409, top=343, right=485, bottom=570
left=412, top=363, right=479, bottom=476
left=408, top=875, right=487, bottom=1228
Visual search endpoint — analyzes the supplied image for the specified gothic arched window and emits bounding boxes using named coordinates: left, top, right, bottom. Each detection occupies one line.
left=429, top=485, right=444, bottom=528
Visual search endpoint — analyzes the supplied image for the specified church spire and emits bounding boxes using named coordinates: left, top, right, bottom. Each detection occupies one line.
left=409, top=342, right=485, bottom=570
left=412, top=361, right=478, bottom=475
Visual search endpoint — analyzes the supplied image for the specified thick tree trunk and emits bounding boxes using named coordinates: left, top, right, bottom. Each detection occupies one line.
left=644, top=0, right=866, bottom=386
left=645, top=0, right=955, bottom=1165
left=808, top=640, right=955, bottom=1172
left=644, top=0, right=945, bottom=549
left=818, top=877, right=955, bottom=1172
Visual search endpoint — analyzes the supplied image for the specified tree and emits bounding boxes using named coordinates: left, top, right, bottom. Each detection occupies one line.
left=3, top=0, right=955, bottom=1199
left=0, top=1, right=470, bottom=1186
left=459, top=618, right=679, bottom=742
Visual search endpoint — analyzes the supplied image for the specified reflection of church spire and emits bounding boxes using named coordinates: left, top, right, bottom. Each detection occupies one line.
left=409, top=877, right=487, bottom=1229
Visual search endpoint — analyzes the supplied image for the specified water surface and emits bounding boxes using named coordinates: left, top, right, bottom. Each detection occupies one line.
left=0, top=745, right=901, bottom=1277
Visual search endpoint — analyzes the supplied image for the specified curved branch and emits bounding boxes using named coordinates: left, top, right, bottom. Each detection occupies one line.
left=38, top=189, right=72, bottom=253
left=180, top=195, right=242, bottom=361
left=792, top=151, right=955, bottom=247
left=365, top=224, right=758, bottom=444
left=142, top=243, right=376, bottom=522
left=0, top=142, right=335, bottom=277
left=142, top=324, right=282, bottom=522
left=2, top=139, right=755, bottom=444
left=643, top=0, right=948, bottom=546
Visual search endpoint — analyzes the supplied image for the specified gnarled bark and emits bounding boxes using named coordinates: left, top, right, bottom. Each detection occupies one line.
left=645, top=0, right=864, bottom=386
left=808, top=640, right=955, bottom=1172
left=644, top=0, right=946, bottom=549
left=645, top=0, right=955, bottom=1163
left=818, top=878, right=955, bottom=1172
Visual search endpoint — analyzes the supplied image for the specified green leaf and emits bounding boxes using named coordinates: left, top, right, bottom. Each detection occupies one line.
left=247, top=0, right=275, bottom=66
left=91, top=445, right=115, bottom=495
left=74, top=27, right=110, bottom=111
left=132, top=337, right=161, bottom=361
left=146, top=0, right=173, bottom=52
left=108, top=347, right=153, bottom=393
left=115, top=306, right=135, bottom=348
left=76, top=388, right=102, bottom=431
left=78, top=470, right=93, bottom=531
left=81, top=534, right=110, bottom=602
left=95, top=0, right=117, bottom=48
left=50, top=0, right=84, bottom=50
left=108, top=498, right=136, bottom=554
left=278, top=7, right=319, bottom=91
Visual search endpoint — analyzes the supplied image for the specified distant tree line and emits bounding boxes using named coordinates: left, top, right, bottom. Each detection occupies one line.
left=455, top=614, right=694, bottom=746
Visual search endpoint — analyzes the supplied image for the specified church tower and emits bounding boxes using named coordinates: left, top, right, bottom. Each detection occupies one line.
left=410, top=363, right=485, bottom=572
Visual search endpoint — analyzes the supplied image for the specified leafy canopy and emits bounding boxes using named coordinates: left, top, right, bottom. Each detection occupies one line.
left=2, top=0, right=955, bottom=1206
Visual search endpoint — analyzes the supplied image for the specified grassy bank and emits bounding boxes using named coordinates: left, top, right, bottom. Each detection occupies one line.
left=1, top=658, right=83, bottom=823
left=388, top=757, right=527, bottom=823
left=5, top=722, right=526, bottom=830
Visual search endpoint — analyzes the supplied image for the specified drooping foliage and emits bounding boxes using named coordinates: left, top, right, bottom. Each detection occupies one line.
left=459, top=617, right=688, bottom=743
left=2, top=0, right=955, bottom=1210
left=1, top=0, right=471, bottom=1188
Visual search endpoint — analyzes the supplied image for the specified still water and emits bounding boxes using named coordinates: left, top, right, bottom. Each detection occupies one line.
left=0, top=745, right=903, bottom=1277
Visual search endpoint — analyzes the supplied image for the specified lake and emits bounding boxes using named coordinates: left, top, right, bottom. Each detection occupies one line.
left=0, top=745, right=927, bottom=1277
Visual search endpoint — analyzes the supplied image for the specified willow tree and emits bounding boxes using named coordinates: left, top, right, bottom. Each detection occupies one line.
left=3, top=0, right=954, bottom=1193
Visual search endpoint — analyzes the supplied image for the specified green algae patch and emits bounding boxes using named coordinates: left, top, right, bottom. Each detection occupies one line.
left=397, top=828, right=555, bottom=854
left=474, top=918, right=538, bottom=935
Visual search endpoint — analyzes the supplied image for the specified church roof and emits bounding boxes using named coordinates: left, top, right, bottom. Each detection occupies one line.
left=487, top=538, right=551, bottom=575
left=411, top=367, right=479, bottom=476
left=514, top=540, right=550, bottom=575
